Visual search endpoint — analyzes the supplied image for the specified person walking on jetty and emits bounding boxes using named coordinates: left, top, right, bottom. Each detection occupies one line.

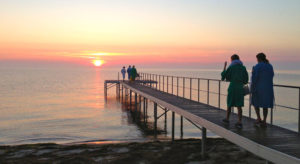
left=131, top=65, right=137, bottom=81
left=251, top=53, right=274, bottom=127
left=121, top=66, right=126, bottom=81
left=221, top=54, right=249, bottom=129
left=127, top=65, right=132, bottom=80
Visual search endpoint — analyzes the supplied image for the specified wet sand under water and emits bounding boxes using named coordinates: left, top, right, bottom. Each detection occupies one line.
left=0, top=138, right=265, bottom=164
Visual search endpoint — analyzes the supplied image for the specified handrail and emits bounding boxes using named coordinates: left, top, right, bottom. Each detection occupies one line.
left=140, top=72, right=300, bottom=133
left=141, top=73, right=300, bottom=89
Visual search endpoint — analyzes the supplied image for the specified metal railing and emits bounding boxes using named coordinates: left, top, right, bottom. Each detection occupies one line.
left=140, top=72, right=300, bottom=133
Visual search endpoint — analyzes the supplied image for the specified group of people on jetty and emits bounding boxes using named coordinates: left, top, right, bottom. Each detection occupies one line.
left=121, top=65, right=139, bottom=81
left=119, top=53, right=274, bottom=129
left=221, top=53, right=274, bottom=129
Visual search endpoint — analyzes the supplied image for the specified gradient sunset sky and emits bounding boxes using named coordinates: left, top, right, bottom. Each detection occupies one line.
left=1, top=0, right=299, bottom=68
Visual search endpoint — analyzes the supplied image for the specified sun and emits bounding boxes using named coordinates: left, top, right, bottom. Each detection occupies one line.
left=93, top=60, right=103, bottom=67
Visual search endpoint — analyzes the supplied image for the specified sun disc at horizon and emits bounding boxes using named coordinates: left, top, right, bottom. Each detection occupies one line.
left=92, top=60, right=104, bottom=67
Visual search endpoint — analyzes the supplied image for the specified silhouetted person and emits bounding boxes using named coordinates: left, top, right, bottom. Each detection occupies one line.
left=127, top=65, right=132, bottom=80
left=251, top=53, right=274, bottom=127
left=121, top=66, right=126, bottom=81
left=131, top=65, right=137, bottom=81
left=221, top=54, right=249, bottom=129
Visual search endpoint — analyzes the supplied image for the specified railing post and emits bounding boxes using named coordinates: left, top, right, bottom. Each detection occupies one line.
left=177, top=77, right=179, bottom=96
left=218, top=81, right=221, bottom=108
left=190, top=78, right=192, bottom=100
left=172, top=76, right=174, bottom=94
left=270, top=108, right=273, bottom=125
left=163, top=75, right=165, bottom=92
left=159, top=75, right=161, bottom=91
left=167, top=76, right=169, bottom=93
left=207, top=80, right=210, bottom=105
left=183, top=77, right=185, bottom=98
left=156, top=74, right=158, bottom=89
left=249, top=94, right=252, bottom=118
left=198, top=78, right=200, bottom=102
left=298, top=88, right=300, bottom=133
left=150, top=74, right=152, bottom=87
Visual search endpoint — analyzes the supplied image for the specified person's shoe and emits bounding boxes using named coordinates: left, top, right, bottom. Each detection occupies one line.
left=254, top=120, right=262, bottom=127
left=222, top=119, right=229, bottom=124
left=235, top=122, right=243, bottom=129
left=260, top=122, right=267, bottom=128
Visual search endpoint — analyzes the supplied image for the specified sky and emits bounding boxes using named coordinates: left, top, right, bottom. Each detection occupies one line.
left=0, top=0, right=300, bottom=68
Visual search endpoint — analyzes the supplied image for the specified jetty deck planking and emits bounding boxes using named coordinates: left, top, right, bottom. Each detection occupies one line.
left=117, top=81, right=300, bottom=164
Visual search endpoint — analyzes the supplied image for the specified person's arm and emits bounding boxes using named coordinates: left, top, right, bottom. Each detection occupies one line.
left=243, top=67, right=249, bottom=84
left=221, top=66, right=231, bottom=81
left=251, top=66, right=259, bottom=92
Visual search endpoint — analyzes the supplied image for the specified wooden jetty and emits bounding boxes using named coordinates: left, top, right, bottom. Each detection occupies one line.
left=104, top=74, right=300, bottom=164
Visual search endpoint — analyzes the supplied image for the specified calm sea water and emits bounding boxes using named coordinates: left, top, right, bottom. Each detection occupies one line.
left=0, top=65, right=299, bottom=145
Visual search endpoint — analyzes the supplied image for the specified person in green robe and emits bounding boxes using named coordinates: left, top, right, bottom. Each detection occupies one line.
left=221, top=54, right=248, bottom=128
left=131, top=65, right=137, bottom=81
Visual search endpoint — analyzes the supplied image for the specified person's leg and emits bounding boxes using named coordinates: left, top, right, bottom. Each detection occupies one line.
left=262, top=108, right=268, bottom=123
left=237, top=107, right=242, bottom=124
left=226, top=106, right=231, bottom=120
left=222, top=106, right=231, bottom=123
left=254, top=107, right=262, bottom=122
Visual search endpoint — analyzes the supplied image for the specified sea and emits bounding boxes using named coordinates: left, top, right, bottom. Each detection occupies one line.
left=0, top=63, right=299, bottom=145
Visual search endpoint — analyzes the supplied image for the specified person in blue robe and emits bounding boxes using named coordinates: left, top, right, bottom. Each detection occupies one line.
left=127, top=65, right=132, bottom=80
left=251, top=53, right=274, bottom=127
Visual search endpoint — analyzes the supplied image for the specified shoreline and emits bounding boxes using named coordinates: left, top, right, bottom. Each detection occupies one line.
left=0, top=138, right=265, bottom=164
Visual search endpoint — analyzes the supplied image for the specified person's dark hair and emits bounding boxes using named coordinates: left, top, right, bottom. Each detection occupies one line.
left=231, top=54, right=240, bottom=61
left=256, top=53, right=269, bottom=63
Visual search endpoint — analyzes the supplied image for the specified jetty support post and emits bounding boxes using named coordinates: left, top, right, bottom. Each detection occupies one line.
left=135, top=92, right=137, bottom=112
left=130, top=90, right=132, bottom=109
left=164, top=108, right=167, bottom=133
left=172, top=111, right=175, bottom=142
left=139, top=95, right=141, bottom=112
left=104, top=81, right=107, bottom=101
left=143, top=97, right=146, bottom=122
left=116, top=83, right=120, bottom=99
left=202, top=127, right=207, bottom=157
left=180, top=116, right=183, bottom=139
left=121, top=85, right=124, bottom=103
left=154, top=102, right=157, bottom=138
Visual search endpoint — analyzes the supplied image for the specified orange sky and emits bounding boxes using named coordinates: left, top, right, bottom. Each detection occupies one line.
left=1, top=1, right=300, bottom=67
